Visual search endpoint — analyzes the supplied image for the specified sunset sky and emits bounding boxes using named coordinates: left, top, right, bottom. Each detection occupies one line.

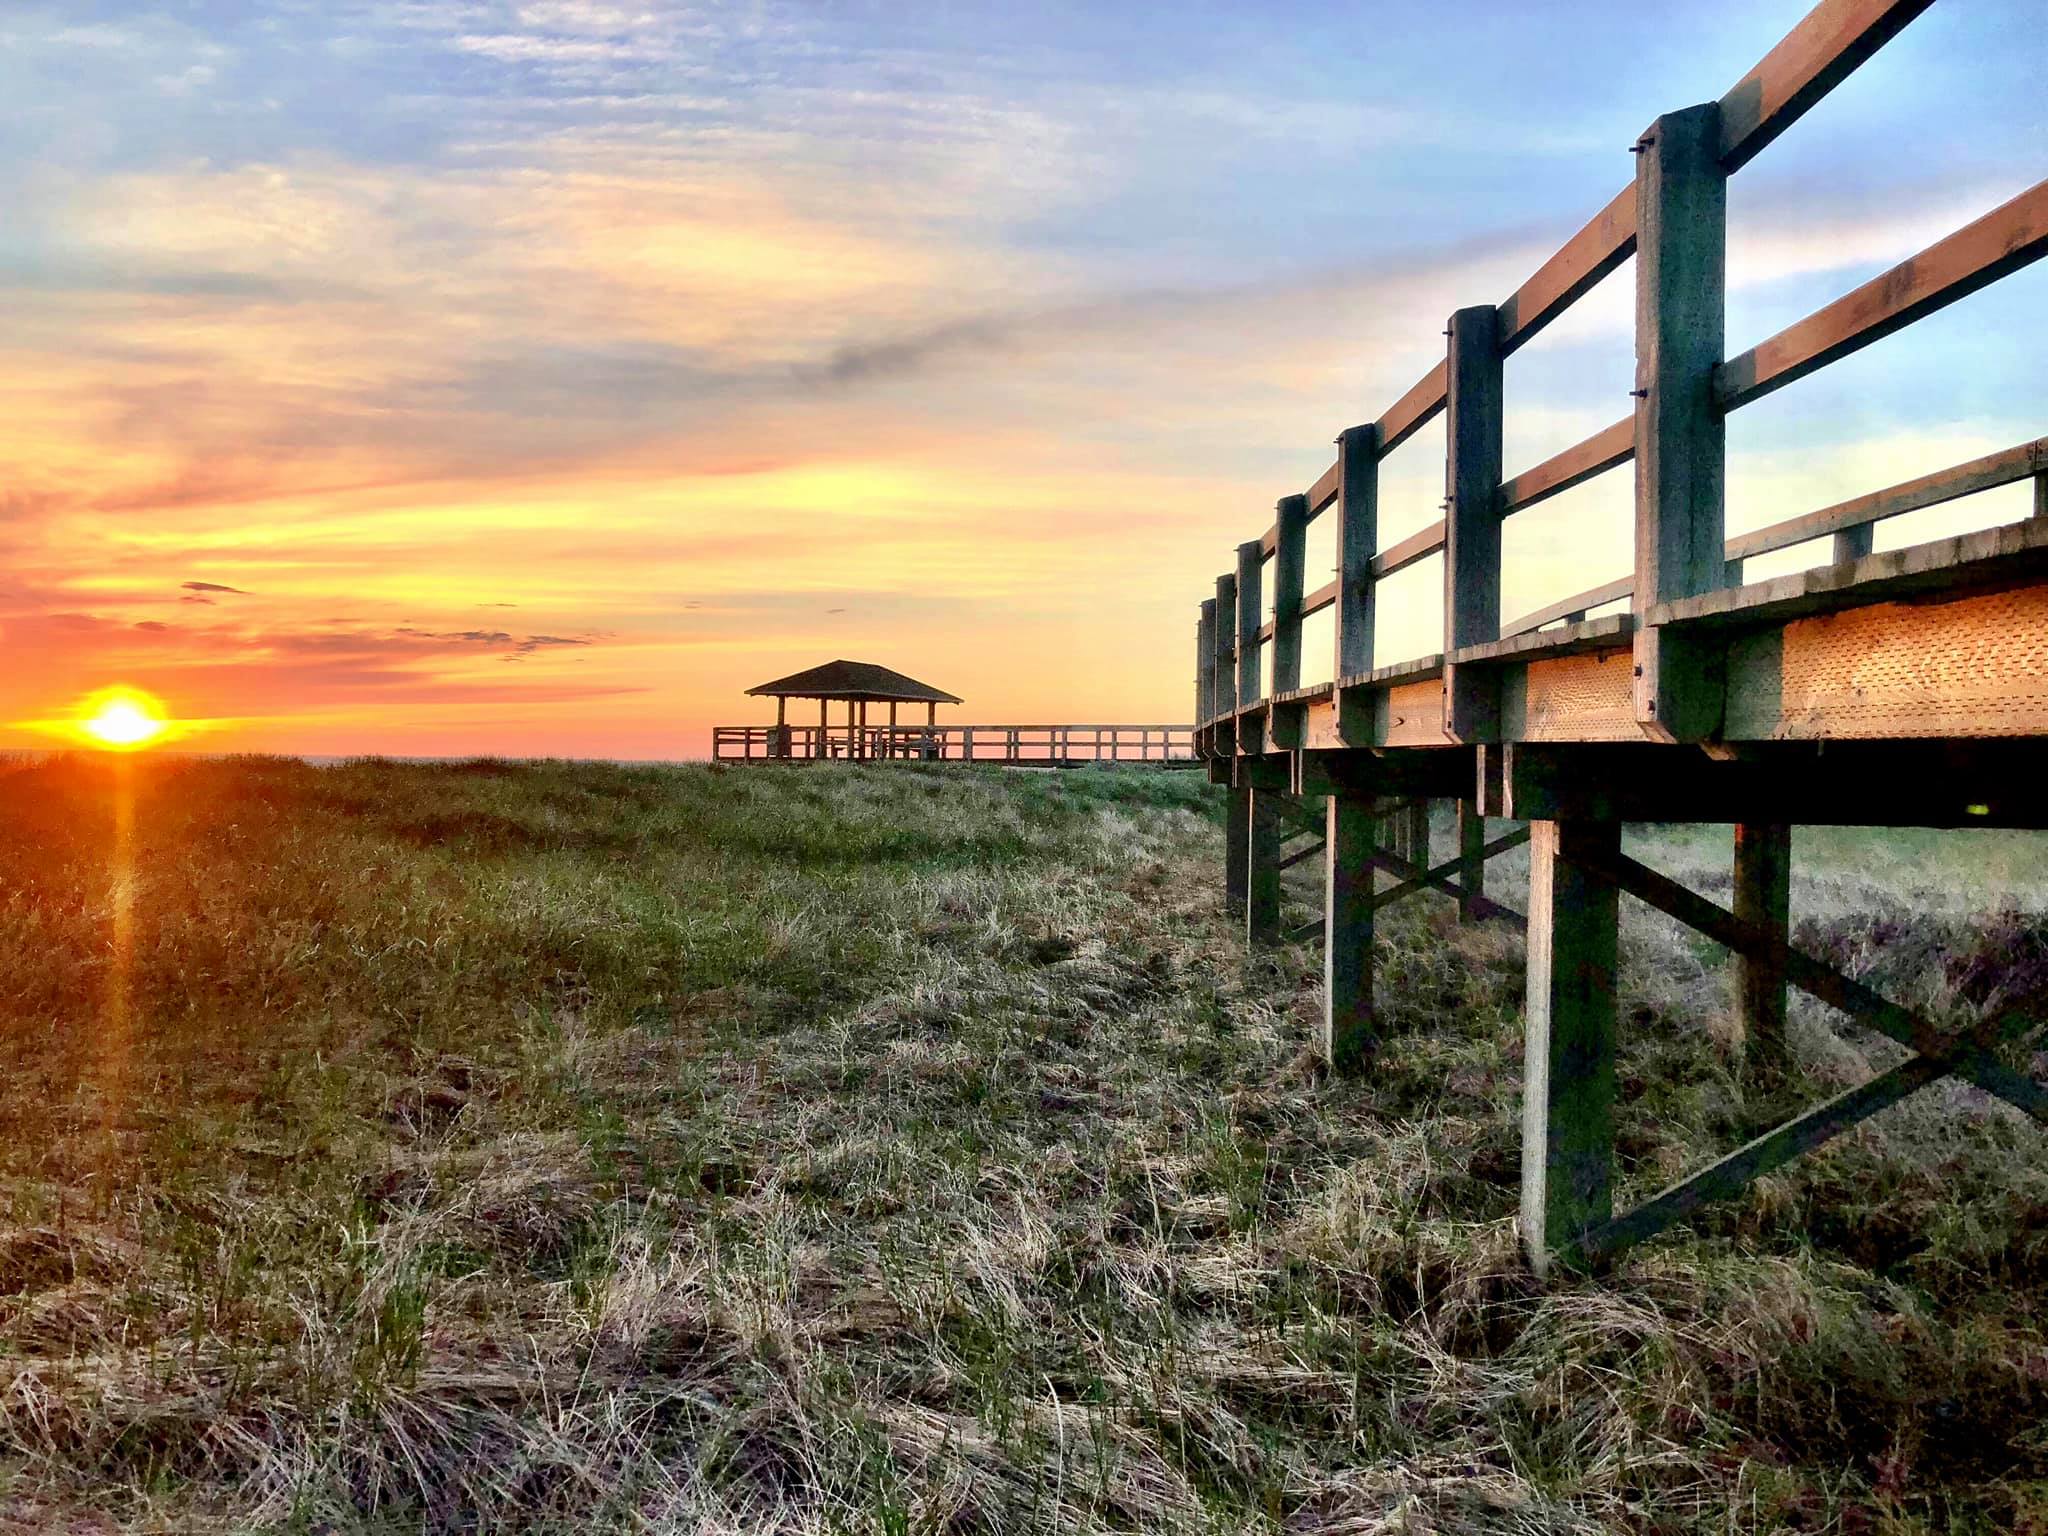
left=5, top=0, right=2044, bottom=759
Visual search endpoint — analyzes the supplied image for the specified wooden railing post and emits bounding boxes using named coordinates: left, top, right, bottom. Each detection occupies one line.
left=1734, top=822, right=1792, bottom=1082
left=1832, top=523, right=1874, bottom=563
left=1334, top=423, right=1379, bottom=744
left=2035, top=471, right=2047, bottom=520
left=1236, top=540, right=1264, bottom=752
left=1443, top=303, right=1504, bottom=741
left=1522, top=818, right=1621, bottom=1276
left=1214, top=571, right=1239, bottom=751
left=1632, top=101, right=1727, bottom=742
left=1325, top=793, right=1377, bottom=1070
left=1271, top=494, right=1309, bottom=746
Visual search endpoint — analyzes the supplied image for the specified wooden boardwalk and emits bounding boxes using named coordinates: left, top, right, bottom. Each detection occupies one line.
left=1189, top=0, right=2048, bottom=1274
left=714, top=723, right=1196, bottom=768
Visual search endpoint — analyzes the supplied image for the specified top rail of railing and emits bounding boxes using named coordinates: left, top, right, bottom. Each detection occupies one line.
left=1193, top=0, right=2048, bottom=746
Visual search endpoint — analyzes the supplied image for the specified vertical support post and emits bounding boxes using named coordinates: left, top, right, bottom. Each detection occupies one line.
left=1324, top=793, right=1376, bottom=1070
left=1271, top=495, right=1308, bottom=695
left=1271, top=494, right=1309, bottom=748
left=1521, top=819, right=1620, bottom=1276
left=1631, top=102, right=1727, bottom=743
left=1334, top=423, right=1379, bottom=744
left=1236, top=541, right=1264, bottom=752
left=1247, top=787, right=1282, bottom=946
left=1225, top=787, right=1250, bottom=917
left=1214, top=571, right=1239, bottom=747
left=1443, top=303, right=1504, bottom=741
left=2034, top=472, right=2047, bottom=520
left=1733, top=822, right=1792, bottom=1081
left=1457, top=800, right=1486, bottom=923
left=818, top=698, right=827, bottom=759
left=1833, top=523, right=1874, bottom=563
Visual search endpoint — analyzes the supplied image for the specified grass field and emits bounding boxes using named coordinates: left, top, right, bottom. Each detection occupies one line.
left=0, top=754, right=2044, bottom=1533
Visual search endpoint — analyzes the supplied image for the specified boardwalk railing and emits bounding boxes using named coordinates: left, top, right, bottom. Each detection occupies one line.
left=714, top=724, right=1196, bottom=766
left=1185, top=0, right=2048, bottom=1275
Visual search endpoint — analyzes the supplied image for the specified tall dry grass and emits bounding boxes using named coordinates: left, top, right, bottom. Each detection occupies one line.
left=0, top=754, right=2041, bottom=1532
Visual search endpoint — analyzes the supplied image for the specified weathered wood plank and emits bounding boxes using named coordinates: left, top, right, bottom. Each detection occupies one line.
left=1196, top=599, right=1216, bottom=727
left=1376, top=360, right=1448, bottom=458
left=1653, top=514, right=2048, bottom=630
left=1724, top=436, right=2048, bottom=563
left=1633, top=101, right=1728, bottom=743
left=1497, top=186, right=1637, bottom=356
left=1716, top=0, right=1934, bottom=171
left=1453, top=613, right=1634, bottom=665
left=1502, top=577, right=1636, bottom=640
left=1500, top=416, right=1635, bottom=516
left=1720, top=180, right=2048, bottom=412
left=1307, top=456, right=1342, bottom=516
left=1301, top=578, right=1338, bottom=622
left=1522, top=819, right=1621, bottom=1277
left=1371, top=520, right=1445, bottom=580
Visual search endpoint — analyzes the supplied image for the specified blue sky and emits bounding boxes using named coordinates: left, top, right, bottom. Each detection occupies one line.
left=1, top=0, right=2042, bottom=752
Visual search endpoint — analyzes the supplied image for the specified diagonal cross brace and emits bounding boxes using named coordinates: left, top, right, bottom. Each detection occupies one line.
left=1278, top=839, right=1327, bottom=872
left=1561, top=846, right=2048, bottom=1265
left=1372, top=830, right=1530, bottom=926
left=1579, top=847, right=2048, bottom=1121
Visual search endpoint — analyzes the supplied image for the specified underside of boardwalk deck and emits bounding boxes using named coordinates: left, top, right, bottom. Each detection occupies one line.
left=1186, top=0, right=2048, bottom=1276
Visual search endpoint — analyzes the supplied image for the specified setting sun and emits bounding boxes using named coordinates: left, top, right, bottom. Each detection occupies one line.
left=76, top=687, right=171, bottom=751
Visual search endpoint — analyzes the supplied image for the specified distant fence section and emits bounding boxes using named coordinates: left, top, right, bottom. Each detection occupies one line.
left=714, top=724, right=1197, bottom=768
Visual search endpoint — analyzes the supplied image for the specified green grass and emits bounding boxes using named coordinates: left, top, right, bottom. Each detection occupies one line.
left=0, top=754, right=2043, bottom=1532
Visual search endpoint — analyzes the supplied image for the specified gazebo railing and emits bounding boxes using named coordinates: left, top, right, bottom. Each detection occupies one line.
left=712, top=723, right=1196, bottom=765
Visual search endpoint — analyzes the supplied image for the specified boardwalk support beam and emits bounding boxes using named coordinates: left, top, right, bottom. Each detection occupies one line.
left=1521, top=819, right=1621, bottom=1276
left=1324, top=794, right=1377, bottom=1071
left=1733, top=822, right=1792, bottom=1079
left=1247, top=787, right=1283, bottom=945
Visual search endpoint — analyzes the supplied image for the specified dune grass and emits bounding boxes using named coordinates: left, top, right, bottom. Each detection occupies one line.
left=0, top=753, right=2043, bottom=1532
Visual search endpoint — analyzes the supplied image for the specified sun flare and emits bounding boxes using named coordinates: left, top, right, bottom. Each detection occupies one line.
left=76, top=687, right=172, bottom=751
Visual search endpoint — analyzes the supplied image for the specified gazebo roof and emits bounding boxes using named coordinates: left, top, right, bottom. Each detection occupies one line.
left=745, top=659, right=962, bottom=704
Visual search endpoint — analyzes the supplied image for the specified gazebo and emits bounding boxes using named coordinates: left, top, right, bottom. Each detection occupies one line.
left=746, top=659, right=963, bottom=760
